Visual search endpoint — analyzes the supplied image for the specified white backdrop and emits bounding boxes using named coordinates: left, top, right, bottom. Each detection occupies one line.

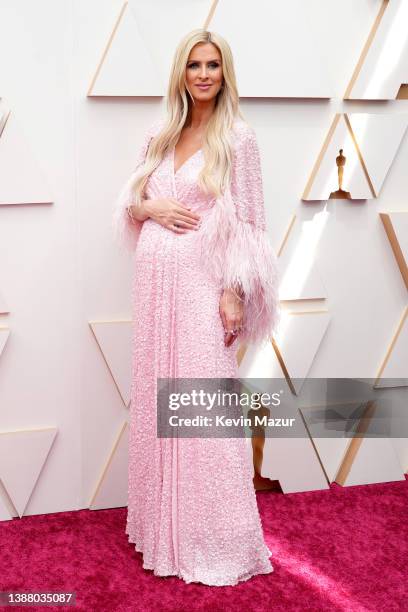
left=0, top=0, right=407, bottom=519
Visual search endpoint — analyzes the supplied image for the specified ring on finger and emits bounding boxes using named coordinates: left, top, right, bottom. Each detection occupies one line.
left=224, top=327, right=242, bottom=336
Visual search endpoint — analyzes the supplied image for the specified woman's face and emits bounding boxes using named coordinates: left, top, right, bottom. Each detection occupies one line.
left=185, top=42, right=223, bottom=102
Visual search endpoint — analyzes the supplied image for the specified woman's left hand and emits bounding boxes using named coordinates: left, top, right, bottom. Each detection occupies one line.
left=219, top=288, right=244, bottom=347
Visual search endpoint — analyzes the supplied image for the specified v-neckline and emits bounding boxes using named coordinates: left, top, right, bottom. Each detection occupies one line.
left=172, top=145, right=202, bottom=177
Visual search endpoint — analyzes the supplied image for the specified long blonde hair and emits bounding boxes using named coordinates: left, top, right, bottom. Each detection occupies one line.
left=130, top=28, right=245, bottom=205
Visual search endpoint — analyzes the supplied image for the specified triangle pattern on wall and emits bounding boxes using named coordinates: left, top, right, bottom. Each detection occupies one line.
left=347, top=114, right=408, bottom=197
left=88, top=2, right=162, bottom=96
left=302, top=114, right=374, bottom=201
left=88, top=0, right=213, bottom=96
left=345, top=0, right=408, bottom=100
left=380, top=212, right=408, bottom=291
left=89, top=320, right=132, bottom=407
left=0, top=428, right=57, bottom=518
left=0, top=109, right=53, bottom=205
left=336, top=435, right=405, bottom=486
left=375, top=306, right=408, bottom=388
left=88, top=420, right=128, bottom=510
left=239, top=310, right=331, bottom=396
left=278, top=215, right=328, bottom=302
left=302, top=113, right=408, bottom=201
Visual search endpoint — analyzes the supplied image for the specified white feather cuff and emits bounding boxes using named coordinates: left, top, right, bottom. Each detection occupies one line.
left=197, top=186, right=281, bottom=347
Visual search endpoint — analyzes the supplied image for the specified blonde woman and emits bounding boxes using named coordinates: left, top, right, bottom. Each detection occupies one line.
left=113, top=28, right=280, bottom=586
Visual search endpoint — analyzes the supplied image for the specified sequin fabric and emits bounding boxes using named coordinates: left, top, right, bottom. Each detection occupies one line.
left=113, top=118, right=278, bottom=586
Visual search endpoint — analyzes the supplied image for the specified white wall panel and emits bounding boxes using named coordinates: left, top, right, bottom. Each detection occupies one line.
left=0, top=428, right=57, bottom=517
left=89, top=0, right=213, bottom=96
left=0, top=0, right=80, bottom=517
left=0, top=0, right=406, bottom=520
left=348, top=113, right=408, bottom=196
left=345, top=0, right=408, bottom=100
left=0, top=109, right=53, bottom=205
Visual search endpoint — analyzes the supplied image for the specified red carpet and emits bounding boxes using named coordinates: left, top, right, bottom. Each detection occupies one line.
left=1, top=476, right=407, bottom=612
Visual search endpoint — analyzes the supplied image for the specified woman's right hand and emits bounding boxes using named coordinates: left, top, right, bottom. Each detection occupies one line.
left=143, top=198, right=201, bottom=234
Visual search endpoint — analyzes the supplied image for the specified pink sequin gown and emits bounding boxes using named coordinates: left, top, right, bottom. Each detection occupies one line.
left=112, top=117, right=280, bottom=586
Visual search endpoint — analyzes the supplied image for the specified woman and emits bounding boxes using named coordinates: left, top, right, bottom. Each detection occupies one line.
left=113, top=29, right=281, bottom=586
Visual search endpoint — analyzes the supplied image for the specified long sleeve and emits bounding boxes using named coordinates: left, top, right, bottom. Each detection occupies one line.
left=199, top=124, right=281, bottom=347
left=112, top=120, right=161, bottom=252
left=226, top=125, right=281, bottom=346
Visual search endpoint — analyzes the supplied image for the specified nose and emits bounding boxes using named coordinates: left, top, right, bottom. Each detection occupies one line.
left=199, top=65, right=208, bottom=79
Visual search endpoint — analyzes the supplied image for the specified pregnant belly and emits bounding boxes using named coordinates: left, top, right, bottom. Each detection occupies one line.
left=135, top=211, right=211, bottom=263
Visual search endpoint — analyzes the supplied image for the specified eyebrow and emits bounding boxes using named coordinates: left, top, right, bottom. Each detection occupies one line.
left=187, top=59, right=220, bottom=63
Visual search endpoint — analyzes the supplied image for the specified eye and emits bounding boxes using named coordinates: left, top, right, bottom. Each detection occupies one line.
left=187, top=61, right=220, bottom=68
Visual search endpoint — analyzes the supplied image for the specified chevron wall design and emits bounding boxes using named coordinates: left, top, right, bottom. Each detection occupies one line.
left=302, top=113, right=408, bottom=201
left=345, top=0, right=408, bottom=100
left=0, top=106, right=53, bottom=206
left=1, top=1, right=407, bottom=520
left=0, top=428, right=57, bottom=519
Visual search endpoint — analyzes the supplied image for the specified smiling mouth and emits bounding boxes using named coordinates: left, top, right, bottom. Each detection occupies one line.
left=196, top=84, right=211, bottom=88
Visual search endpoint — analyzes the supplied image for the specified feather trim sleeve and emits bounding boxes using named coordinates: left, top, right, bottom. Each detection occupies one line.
left=227, top=124, right=281, bottom=346
left=198, top=123, right=281, bottom=347
left=112, top=119, right=161, bottom=252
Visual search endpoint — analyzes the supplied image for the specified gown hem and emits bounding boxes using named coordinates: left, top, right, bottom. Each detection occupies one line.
left=126, top=523, right=274, bottom=587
